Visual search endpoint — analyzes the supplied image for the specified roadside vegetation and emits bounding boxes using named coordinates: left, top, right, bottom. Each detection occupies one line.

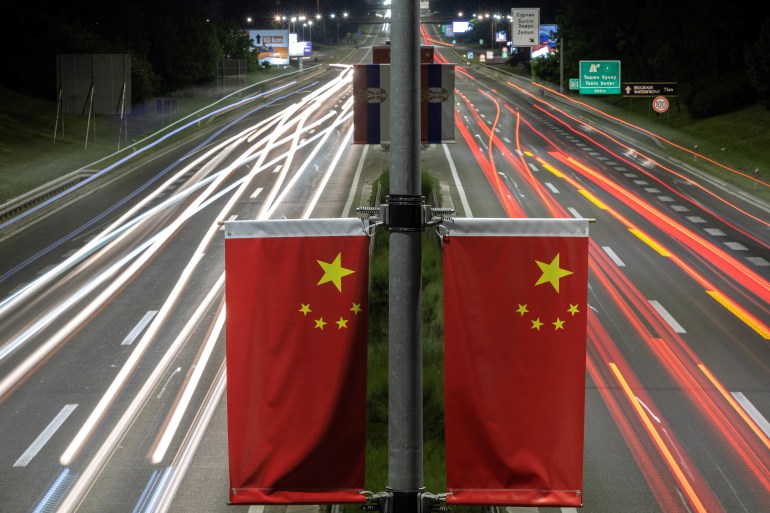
left=362, top=171, right=447, bottom=496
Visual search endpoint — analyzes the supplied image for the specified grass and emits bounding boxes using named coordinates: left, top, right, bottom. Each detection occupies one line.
left=0, top=57, right=343, bottom=204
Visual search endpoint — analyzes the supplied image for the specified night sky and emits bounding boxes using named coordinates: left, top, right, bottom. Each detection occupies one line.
left=222, top=1, right=562, bottom=23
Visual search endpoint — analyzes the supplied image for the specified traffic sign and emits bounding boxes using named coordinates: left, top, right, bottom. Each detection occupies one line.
left=622, top=82, right=677, bottom=97
left=511, top=8, right=540, bottom=46
left=579, top=60, right=621, bottom=95
left=569, top=78, right=580, bottom=90
left=652, top=96, right=669, bottom=113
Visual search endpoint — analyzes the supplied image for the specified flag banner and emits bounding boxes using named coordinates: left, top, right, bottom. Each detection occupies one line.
left=353, top=64, right=455, bottom=144
left=372, top=45, right=435, bottom=63
left=442, top=218, right=589, bottom=507
left=353, top=64, right=390, bottom=145
left=224, top=218, right=369, bottom=505
left=420, top=64, right=455, bottom=144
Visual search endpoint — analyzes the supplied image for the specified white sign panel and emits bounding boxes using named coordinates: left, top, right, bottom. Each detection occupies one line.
left=248, top=29, right=290, bottom=66
left=511, top=8, right=540, bottom=46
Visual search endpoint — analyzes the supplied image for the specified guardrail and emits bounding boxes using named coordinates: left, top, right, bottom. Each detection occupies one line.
left=0, top=169, right=95, bottom=224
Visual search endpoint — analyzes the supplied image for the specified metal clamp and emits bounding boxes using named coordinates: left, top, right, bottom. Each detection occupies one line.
left=356, top=196, right=454, bottom=232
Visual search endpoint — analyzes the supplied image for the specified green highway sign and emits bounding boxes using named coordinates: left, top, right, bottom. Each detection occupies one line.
left=579, top=60, right=621, bottom=95
left=569, top=78, right=580, bottom=90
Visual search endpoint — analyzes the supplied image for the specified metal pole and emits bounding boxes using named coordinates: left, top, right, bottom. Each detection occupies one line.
left=388, top=1, right=422, bottom=513
left=560, top=36, right=564, bottom=94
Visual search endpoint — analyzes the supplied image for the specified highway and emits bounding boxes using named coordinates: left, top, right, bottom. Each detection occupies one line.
left=1, top=21, right=769, bottom=513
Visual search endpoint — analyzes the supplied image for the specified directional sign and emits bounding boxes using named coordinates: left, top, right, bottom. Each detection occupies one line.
left=569, top=78, right=580, bottom=90
left=652, top=96, right=669, bottom=113
left=579, top=60, right=621, bottom=95
left=622, top=82, right=678, bottom=97
left=511, top=8, right=540, bottom=46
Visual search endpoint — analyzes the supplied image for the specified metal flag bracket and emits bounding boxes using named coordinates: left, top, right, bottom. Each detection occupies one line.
left=356, top=194, right=454, bottom=232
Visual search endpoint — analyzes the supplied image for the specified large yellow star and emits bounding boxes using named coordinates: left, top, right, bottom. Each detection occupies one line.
left=535, top=253, right=573, bottom=293
left=317, top=252, right=355, bottom=292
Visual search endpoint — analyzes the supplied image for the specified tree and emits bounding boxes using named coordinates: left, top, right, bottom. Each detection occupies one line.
left=150, top=13, right=224, bottom=90
left=745, top=17, right=770, bottom=110
left=216, top=20, right=259, bottom=73
left=531, top=53, right=560, bottom=85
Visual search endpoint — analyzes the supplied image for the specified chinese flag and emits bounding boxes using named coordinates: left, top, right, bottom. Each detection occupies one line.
left=224, top=218, right=369, bottom=505
left=442, top=218, right=589, bottom=507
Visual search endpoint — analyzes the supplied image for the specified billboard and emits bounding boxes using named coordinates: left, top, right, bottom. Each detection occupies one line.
left=56, top=54, right=131, bottom=114
left=539, top=24, right=558, bottom=47
left=453, top=21, right=471, bottom=34
left=248, top=29, right=290, bottom=66
left=289, top=41, right=312, bottom=58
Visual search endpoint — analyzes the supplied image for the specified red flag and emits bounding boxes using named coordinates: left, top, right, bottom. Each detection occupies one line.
left=224, top=218, right=369, bottom=505
left=442, top=218, right=589, bottom=507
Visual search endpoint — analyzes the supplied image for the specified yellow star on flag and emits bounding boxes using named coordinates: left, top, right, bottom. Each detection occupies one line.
left=314, top=317, right=327, bottom=330
left=350, top=302, right=362, bottom=314
left=336, top=317, right=349, bottom=329
left=516, top=304, right=528, bottom=316
left=553, top=318, right=565, bottom=330
left=531, top=318, right=543, bottom=330
left=568, top=304, right=580, bottom=316
left=299, top=303, right=311, bottom=316
left=317, top=252, right=355, bottom=292
left=535, top=253, right=573, bottom=293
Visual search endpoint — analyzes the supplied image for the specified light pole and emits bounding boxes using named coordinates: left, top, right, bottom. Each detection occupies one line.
left=492, top=14, right=500, bottom=50
left=316, top=13, right=324, bottom=44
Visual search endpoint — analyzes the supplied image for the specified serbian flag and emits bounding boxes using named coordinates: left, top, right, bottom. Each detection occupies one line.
left=224, top=218, right=369, bottom=505
left=353, top=64, right=390, bottom=144
left=353, top=64, right=455, bottom=144
left=420, top=64, right=455, bottom=144
left=442, top=218, right=589, bottom=507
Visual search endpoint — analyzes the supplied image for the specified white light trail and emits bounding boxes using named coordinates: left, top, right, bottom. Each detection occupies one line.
left=150, top=306, right=225, bottom=464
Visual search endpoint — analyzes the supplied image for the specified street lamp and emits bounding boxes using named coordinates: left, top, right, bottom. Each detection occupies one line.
left=331, top=13, right=338, bottom=43
left=316, top=13, right=324, bottom=44
left=492, top=14, right=501, bottom=50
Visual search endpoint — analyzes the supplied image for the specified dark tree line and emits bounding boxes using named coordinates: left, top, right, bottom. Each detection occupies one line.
left=3, top=0, right=770, bottom=117
left=547, top=0, right=770, bottom=115
left=0, top=0, right=257, bottom=103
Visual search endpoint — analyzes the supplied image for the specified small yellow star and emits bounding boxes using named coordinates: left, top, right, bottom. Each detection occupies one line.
left=531, top=318, right=543, bottom=330
left=350, top=302, right=362, bottom=315
left=336, top=317, right=349, bottom=329
left=516, top=304, right=528, bottom=316
left=314, top=317, right=327, bottom=330
left=299, top=303, right=311, bottom=316
left=553, top=318, right=565, bottom=330
left=567, top=304, right=580, bottom=316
